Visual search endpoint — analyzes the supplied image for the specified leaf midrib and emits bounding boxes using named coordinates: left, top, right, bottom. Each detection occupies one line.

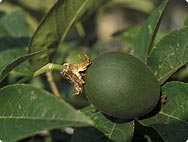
left=0, top=116, right=92, bottom=124
left=159, top=111, right=188, bottom=124
left=60, top=0, right=89, bottom=42
left=0, top=51, right=42, bottom=82
left=108, top=123, right=116, bottom=139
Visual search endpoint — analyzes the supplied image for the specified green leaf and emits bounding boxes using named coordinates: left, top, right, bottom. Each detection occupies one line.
left=113, top=26, right=141, bottom=48
left=184, top=17, right=188, bottom=27
left=72, top=127, right=113, bottom=142
left=134, top=0, right=168, bottom=63
left=29, top=0, right=95, bottom=70
left=0, top=51, right=42, bottom=83
left=140, top=81, right=188, bottom=142
left=0, top=10, right=35, bottom=79
left=0, top=10, right=33, bottom=37
left=82, top=106, right=134, bottom=142
left=11, top=60, right=34, bottom=77
left=148, top=27, right=188, bottom=84
left=0, top=10, right=32, bottom=50
left=12, top=0, right=56, bottom=13
left=0, top=84, right=93, bottom=141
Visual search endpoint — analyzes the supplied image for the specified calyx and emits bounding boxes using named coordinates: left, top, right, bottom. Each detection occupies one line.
left=61, top=55, right=91, bottom=95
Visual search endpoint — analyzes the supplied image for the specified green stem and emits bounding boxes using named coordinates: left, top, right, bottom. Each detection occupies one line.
left=76, top=22, right=85, bottom=37
left=33, top=63, right=64, bottom=77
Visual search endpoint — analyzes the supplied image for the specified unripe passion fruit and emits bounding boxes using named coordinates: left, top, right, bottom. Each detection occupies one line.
left=84, top=52, right=160, bottom=119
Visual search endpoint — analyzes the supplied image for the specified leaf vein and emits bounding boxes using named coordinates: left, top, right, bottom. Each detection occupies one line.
left=159, top=111, right=188, bottom=124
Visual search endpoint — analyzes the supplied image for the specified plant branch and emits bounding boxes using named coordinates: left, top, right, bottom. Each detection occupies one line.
left=46, top=72, right=61, bottom=97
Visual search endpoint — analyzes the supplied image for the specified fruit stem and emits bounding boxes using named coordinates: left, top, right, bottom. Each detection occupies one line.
left=33, top=63, right=63, bottom=77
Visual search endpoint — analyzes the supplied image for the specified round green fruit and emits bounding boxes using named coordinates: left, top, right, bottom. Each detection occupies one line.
left=84, top=52, right=160, bottom=119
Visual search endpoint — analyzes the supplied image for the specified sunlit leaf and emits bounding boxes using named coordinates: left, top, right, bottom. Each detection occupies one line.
left=134, top=0, right=168, bottom=63
left=148, top=27, right=188, bottom=84
left=29, top=0, right=96, bottom=70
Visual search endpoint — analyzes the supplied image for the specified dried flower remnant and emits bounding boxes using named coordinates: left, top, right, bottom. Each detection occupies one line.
left=61, top=54, right=91, bottom=95
left=161, top=95, right=167, bottom=104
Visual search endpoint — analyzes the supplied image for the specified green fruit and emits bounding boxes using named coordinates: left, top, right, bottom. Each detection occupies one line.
left=84, top=52, right=160, bottom=119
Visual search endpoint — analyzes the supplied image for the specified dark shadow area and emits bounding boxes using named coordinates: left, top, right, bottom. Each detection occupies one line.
left=0, top=11, right=6, bottom=19
left=17, top=134, right=46, bottom=142
left=79, top=12, right=98, bottom=47
left=165, top=64, right=188, bottom=83
left=50, top=129, right=72, bottom=142
left=134, top=120, right=188, bottom=142
left=0, top=77, right=8, bottom=89
left=72, top=127, right=114, bottom=142
left=102, top=112, right=133, bottom=123
left=0, top=37, right=30, bottom=51
left=133, top=121, right=165, bottom=142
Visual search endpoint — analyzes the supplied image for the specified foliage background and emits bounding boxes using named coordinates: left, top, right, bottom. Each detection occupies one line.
left=0, top=0, right=188, bottom=141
